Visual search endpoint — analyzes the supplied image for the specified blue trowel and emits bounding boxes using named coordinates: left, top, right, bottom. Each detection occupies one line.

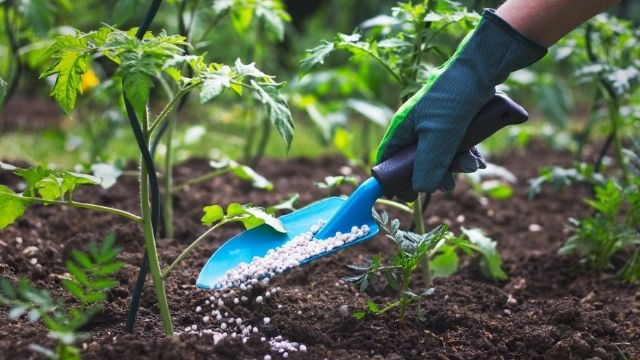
left=197, top=94, right=528, bottom=289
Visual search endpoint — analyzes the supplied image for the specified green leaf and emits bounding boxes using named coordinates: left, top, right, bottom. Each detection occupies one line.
left=267, top=193, right=299, bottom=213
left=239, top=206, right=286, bottom=233
left=314, top=175, right=359, bottom=190
left=255, top=1, right=291, bottom=41
left=71, top=250, right=93, bottom=270
left=461, top=227, right=508, bottom=282
left=250, top=80, right=294, bottom=151
left=353, top=311, right=366, bottom=320
left=0, top=185, right=27, bottom=229
left=367, top=300, right=380, bottom=313
left=233, top=59, right=270, bottom=79
left=300, top=41, right=335, bottom=78
left=123, top=72, right=152, bottom=122
left=226, top=160, right=273, bottom=190
left=430, top=244, right=459, bottom=278
left=61, top=279, right=85, bottom=300
left=19, top=0, right=55, bottom=37
left=61, top=171, right=101, bottom=195
left=66, top=261, right=90, bottom=286
left=93, top=262, right=123, bottom=276
left=225, top=203, right=286, bottom=233
left=41, top=49, right=89, bottom=115
left=199, top=67, right=231, bottom=103
left=481, top=181, right=513, bottom=200
left=35, top=175, right=65, bottom=201
left=112, top=0, right=136, bottom=25
left=13, top=165, right=52, bottom=192
left=201, top=205, right=225, bottom=225
left=87, top=279, right=119, bottom=290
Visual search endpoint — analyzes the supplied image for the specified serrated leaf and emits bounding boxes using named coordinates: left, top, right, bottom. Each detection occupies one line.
left=41, top=49, right=89, bottom=115
left=300, top=41, right=335, bottom=78
left=233, top=59, right=270, bottom=79
left=250, top=80, right=294, bottom=151
left=14, top=165, right=52, bottom=192
left=200, top=71, right=231, bottom=103
left=0, top=185, right=27, bottom=229
left=123, top=72, right=152, bottom=122
left=461, top=227, right=508, bottom=282
left=201, top=205, right=225, bottom=225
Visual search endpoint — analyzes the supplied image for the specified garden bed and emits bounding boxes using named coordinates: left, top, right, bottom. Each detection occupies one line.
left=1, top=143, right=638, bottom=359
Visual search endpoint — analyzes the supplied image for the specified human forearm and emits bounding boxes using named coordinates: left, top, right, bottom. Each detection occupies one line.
left=496, top=0, right=620, bottom=47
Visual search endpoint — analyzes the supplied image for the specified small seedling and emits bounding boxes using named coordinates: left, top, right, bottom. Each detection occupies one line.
left=559, top=179, right=640, bottom=282
left=346, top=212, right=507, bottom=321
left=0, top=233, right=122, bottom=359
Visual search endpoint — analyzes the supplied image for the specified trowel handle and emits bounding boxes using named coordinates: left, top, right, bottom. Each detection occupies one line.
left=371, top=93, right=528, bottom=198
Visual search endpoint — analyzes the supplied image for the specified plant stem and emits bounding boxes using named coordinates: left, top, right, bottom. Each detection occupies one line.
left=149, top=82, right=200, bottom=134
left=399, top=268, right=412, bottom=320
left=7, top=194, right=141, bottom=222
left=344, top=43, right=404, bottom=86
left=140, top=163, right=173, bottom=335
left=173, top=168, right=229, bottom=192
left=162, top=219, right=227, bottom=279
left=375, top=198, right=414, bottom=215
left=413, top=195, right=431, bottom=288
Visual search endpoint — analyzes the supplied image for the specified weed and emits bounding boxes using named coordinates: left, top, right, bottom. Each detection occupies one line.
left=0, top=233, right=122, bottom=359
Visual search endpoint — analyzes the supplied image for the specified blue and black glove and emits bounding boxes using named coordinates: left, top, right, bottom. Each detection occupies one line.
left=376, top=9, right=547, bottom=198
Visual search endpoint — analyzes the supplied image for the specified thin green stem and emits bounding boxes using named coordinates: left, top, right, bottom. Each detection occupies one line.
left=148, top=82, right=201, bottom=134
left=162, top=219, right=227, bottom=279
left=173, top=168, right=229, bottom=192
left=413, top=196, right=431, bottom=287
left=7, top=193, right=141, bottom=222
left=140, top=163, right=173, bottom=335
left=375, top=198, right=414, bottom=215
left=343, top=44, right=404, bottom=86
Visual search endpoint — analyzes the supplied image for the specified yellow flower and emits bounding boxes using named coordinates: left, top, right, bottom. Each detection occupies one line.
left=81, top=69, right=100, bottom=92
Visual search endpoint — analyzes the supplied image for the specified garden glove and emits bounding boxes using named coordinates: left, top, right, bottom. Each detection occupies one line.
left=376, top=9, right=547, bottom=198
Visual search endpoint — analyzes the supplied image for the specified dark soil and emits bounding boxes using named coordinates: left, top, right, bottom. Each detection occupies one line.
left=1, top=142, right=638, bottom=359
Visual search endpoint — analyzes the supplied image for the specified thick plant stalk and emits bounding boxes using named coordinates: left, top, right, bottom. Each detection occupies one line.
left=141, top=163, right=173, bottom=335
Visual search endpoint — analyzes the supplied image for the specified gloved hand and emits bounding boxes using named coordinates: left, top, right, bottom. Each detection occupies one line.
left=376, top=9, right=547, bottom=198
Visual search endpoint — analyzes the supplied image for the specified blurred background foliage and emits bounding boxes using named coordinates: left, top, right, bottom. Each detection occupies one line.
left=0, top=0, right=638, bottom=170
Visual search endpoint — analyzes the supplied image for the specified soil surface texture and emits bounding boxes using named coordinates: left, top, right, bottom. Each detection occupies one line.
left=1, top=143, right=638, bottom=359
